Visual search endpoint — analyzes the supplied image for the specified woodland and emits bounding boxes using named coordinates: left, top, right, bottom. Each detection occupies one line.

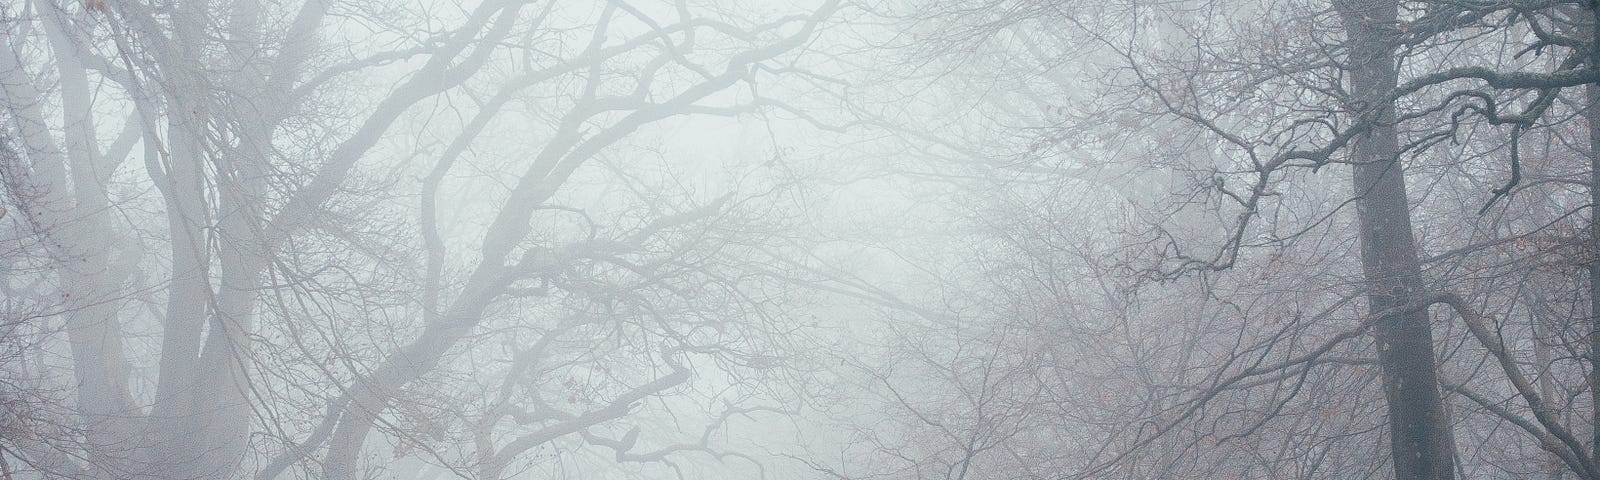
left=2, top=0, right=1598, bottom=479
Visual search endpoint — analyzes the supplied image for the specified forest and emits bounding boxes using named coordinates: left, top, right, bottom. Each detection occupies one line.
left=1, top=0, right=1596, bottom=478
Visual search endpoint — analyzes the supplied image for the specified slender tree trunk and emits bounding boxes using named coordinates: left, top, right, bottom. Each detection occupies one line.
left=1577, top=2, right=1600, bottom=470
left=1590, top=104, right=1600, bottom=479
left=1528, top=290, right=1568, bottom=480
left=1335, top=1, right=1456, bottom=478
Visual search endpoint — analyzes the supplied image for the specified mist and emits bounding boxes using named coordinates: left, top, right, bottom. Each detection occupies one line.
left=0, top=0, right=1595, bottom=478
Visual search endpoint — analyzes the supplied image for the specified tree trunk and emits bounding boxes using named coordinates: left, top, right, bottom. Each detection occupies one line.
left=1575, top=1, right=1600, bottom=470
left=1, top=18, right=142, bottom=478
left=1335, top=1, right=1456, bottom=478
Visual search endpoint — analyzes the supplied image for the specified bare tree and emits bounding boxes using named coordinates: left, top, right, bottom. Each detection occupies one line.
left=0, top=0, right=843, bottom=478
left=793, top=1, right=1600, bottom=479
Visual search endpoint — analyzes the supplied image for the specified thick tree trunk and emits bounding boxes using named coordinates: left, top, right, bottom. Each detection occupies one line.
left=1, top=20, right=143, bottom=478
left=138, top=1, right=318, bottom=475
left=1335, top=1, right=1456, bottom=478
left=136, top=2, right=258, bottom=473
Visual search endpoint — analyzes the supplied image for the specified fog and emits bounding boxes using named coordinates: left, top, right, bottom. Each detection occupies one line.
left=1, top=0, right=1596, bottom=478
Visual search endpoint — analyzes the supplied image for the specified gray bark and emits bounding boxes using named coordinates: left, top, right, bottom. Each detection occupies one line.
left=1586, top=19, right=1600, bottom=475
left=1336, top=1, right=1456, bottom=478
